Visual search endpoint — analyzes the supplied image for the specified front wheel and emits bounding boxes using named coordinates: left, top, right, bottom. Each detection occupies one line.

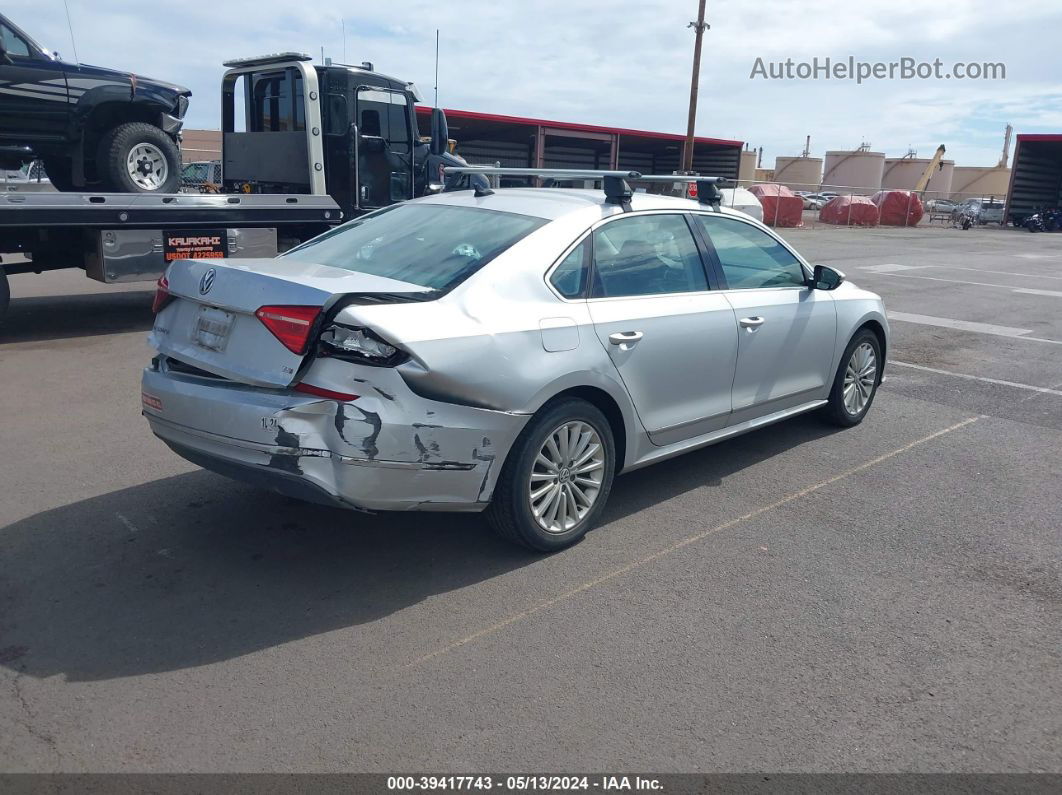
left=821, top=330, right=882, bottom=427
left=486, top=399, right=616, bottom=552
left=98, top=122, right=181, bottom=193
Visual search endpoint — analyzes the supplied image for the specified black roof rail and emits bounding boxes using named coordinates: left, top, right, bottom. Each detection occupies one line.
left=442, top=167, right=729, bottom=210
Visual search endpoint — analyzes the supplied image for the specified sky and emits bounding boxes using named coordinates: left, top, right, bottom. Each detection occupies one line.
left=8, top=0, right=1062, bottom=168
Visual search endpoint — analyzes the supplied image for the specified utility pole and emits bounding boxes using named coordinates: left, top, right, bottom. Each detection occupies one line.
left=681, top=0, right=708, bottom=174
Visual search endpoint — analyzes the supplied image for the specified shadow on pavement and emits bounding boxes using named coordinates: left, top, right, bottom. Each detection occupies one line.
left=0, top=290, right=154, bottom=343
left=0, top=415, right=841, bottom=682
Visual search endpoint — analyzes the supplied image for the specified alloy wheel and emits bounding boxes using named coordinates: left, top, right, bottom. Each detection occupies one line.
left=126, top=143, right=169, bottom=190
left=843, top=342, right=877, bottom=415
left=528, top=421, right=606, bottom=534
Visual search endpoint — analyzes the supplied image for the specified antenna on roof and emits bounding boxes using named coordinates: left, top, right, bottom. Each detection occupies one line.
left=62, top=0, right=80, bottom=64
left=434, top=29, right=440, bottom=107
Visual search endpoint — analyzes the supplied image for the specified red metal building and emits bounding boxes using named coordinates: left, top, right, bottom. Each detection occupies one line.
left=415, top=106, right=743, bottom=180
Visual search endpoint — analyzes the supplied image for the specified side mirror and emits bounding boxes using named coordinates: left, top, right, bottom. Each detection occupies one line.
left=429, top=107, right=448, bottom=157
left=0, top=43, right=12, bottom=66
left=813, top=264, right=845, bottom=290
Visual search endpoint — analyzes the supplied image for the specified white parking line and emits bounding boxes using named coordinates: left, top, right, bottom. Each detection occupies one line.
left=887, top=311, right=1062, bottom=345
left=405, top=416, right=981, bottom=669
left=1013, top=288, right=1062, bottom=298
left=874, top=271, right=1041, bottom=291
left=889, top=361, right=1062, bottom=396
left=928, top=264, right=1062, bottom=281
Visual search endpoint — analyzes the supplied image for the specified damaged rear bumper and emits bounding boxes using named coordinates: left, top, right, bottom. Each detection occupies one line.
left=141, top=364, right=527, bottom=512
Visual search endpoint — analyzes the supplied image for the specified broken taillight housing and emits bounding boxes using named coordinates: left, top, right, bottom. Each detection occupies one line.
left=151, top=274, right=174, bottom=314
left=255, top=305, right=322, bottom=354
left=319, top=323, right=407, bottom=367
left=293, top=382, right=359, bottom=401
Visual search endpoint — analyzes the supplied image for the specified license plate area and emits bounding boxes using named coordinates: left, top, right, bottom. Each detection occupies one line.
left=194, top=305, right=235, bottom=351
left=164, top=229, right=226, bottom=261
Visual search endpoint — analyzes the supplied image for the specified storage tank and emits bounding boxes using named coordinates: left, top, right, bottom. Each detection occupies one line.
left=950, top=166, right=1011, bottom=200
left=738, top=150, right=757, bottom=184
left=822, top=149, right=885, bottom=194
left=773, top=156, right=822, bottom=192
left=881, top=157, right=954, bottom=197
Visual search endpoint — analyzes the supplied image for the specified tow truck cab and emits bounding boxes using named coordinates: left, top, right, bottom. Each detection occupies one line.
left=221, top=53, right=447, bottom=220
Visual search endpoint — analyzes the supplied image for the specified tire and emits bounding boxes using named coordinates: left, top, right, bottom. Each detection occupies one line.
left=486, top=398, right=616, bottom=552
left=0, top=265, right=10, bottom=325
left=821, top=329, right=882, bottom=427
left=40, top=157, right=77, bottom=191
left=97, top=122, right=180, bottom=193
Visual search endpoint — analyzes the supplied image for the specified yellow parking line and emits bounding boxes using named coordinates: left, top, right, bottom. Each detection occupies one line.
left=406, top=415, right=982, bottom=668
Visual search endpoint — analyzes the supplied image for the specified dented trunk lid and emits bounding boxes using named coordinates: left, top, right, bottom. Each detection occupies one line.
left=149, top=257, right=425, bottom=388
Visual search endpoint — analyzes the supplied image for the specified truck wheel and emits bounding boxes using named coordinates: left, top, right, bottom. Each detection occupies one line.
left=98, top=123, right=180, bottom=193
left=0, top=265, right=10, bottom=325
left=40, top=157, right=77, bottom=192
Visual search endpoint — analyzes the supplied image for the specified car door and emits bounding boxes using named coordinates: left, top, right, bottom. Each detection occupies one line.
left=0, top=19, right=69, bottom=144
left=355, top=86, right=413, bottom=209
left=691, top=213, right=837, bottom=426
left=584, top=212, right=738, bottom=446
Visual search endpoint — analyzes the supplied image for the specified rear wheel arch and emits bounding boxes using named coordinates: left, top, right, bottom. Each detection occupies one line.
left=537, top=385, right=628, bottom=475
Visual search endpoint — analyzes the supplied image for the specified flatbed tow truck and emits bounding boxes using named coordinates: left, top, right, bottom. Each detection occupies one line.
left=0, top=53, right=459, bottom=322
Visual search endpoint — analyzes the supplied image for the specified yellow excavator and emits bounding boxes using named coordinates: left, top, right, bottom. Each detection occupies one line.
left=914, top=144, right=947, bottom=196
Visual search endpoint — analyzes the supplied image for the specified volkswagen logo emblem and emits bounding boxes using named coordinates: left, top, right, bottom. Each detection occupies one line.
left=199, top=268, right=216, bottom=295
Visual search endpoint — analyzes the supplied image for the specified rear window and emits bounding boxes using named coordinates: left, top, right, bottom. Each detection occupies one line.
left=281, top=204, right=546, bottom=291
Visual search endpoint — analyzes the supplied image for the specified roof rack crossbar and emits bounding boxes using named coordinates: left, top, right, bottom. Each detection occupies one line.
left=443, top=167, right=643, bottom=180
left=441, top=167, right=730, bottom=209
left=639, top=174, right=731, bottom=208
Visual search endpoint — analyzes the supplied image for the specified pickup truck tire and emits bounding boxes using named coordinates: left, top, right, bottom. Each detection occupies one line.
left=0, top=265, right=10, bottom=324
left=40, top=157, right=77, bottom=192
left=98, top=123, right=181, bottom=193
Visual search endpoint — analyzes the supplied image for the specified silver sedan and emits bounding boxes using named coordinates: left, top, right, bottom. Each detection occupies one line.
left=143, top=188, right=888, bottom=551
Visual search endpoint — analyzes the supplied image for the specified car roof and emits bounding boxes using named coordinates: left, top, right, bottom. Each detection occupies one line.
left=413, top=187, right=749, bottom=221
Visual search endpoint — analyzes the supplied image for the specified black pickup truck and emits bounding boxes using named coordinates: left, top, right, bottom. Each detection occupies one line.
left=0, top=12, right=190, bottom=193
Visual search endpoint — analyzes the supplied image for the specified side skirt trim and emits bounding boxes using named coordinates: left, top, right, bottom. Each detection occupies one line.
left=624, top=399, right=828, bottom=472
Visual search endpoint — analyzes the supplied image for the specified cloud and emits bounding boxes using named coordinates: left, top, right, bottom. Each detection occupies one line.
left=7, top=0, right=1060, bottom=167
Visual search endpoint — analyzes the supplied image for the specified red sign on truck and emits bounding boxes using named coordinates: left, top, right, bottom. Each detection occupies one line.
left=164, top=230, right=226, bottom=261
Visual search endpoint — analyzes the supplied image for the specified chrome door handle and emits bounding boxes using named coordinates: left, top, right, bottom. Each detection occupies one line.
left=608, top=331, right=644, bottom=345
left=739, top=316, right=765, bottom=329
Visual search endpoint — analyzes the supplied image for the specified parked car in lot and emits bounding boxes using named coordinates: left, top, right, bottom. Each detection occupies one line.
left=801, top=193, right=830, bottom=210
left=180, top=160, right=222, bottom=193
left=925, top=198, right=957, bottom=213
left=0, top=12, right=190, bottom=192
left=142, top=178, right=889, bottom=551
left=952, top=197, right=1005, bottom=225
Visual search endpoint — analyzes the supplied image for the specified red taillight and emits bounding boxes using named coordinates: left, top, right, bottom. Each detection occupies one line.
left=294, top=382, right=359, bottom=402
left=255, top=305, right=321, bottom=354
left=152, top=274, right=174, bottom=314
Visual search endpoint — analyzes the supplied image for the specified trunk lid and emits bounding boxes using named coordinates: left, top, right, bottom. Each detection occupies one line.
left=150, top=257, right=425, bottom=387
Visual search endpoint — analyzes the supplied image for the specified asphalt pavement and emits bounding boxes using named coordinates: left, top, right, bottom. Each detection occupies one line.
left=0, top=223, right=1059, bottom=772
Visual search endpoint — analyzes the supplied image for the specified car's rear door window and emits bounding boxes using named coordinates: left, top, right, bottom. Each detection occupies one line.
left=281, top=204, right=546, bottom=292
left=590, top=214, right=708, bottom=298
left=693, top=215, right=807, bottom=289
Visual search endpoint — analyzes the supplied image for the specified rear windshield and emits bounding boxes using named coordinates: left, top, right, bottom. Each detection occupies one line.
left=281, top=203, right=546, bottom=291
